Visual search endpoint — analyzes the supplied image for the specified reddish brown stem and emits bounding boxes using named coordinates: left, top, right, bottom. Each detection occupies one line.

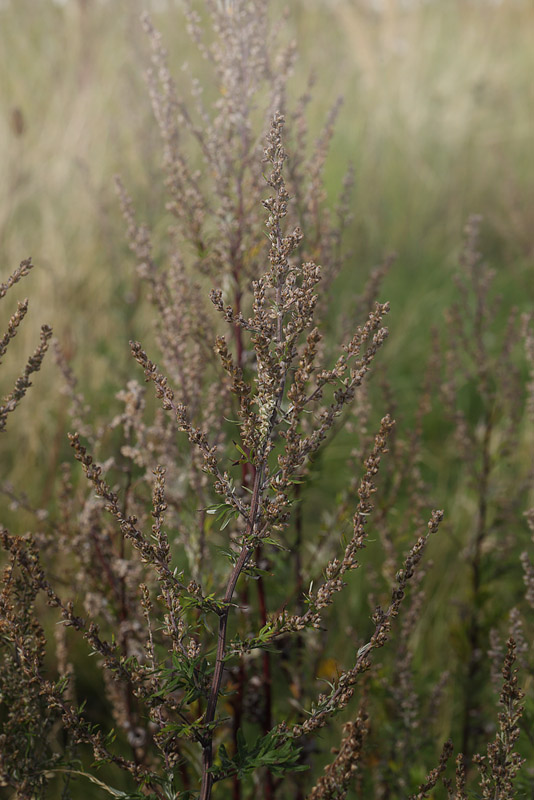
left=199, top=466, right=264, bottom=800
left=232, top=461, right=255, bottom=800
left=256, top=559, right=274, bottom=800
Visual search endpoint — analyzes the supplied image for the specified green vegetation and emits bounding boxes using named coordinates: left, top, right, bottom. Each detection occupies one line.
left=1, top=1, right=533, bottom=798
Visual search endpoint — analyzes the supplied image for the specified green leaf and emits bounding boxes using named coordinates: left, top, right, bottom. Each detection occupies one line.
left=220, top=510, right=237, bottom=530
left=149, top=653, right=214, bottom=707
left=262, top=536, right=289, bottom=551
left=233, top=441, right=248, bottom=458
left=205, top=502, right=227, bottom=515
left=210, top=729, right=309, bottom=782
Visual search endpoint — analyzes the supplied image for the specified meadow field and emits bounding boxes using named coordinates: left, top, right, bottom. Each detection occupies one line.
left=1, top=1, right=534, bottom=798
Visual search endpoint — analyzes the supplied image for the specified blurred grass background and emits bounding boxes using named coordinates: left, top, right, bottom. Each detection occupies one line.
left=1, top=0, right=534, bottom=795
left=2, top=0, right=534, bottom=492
